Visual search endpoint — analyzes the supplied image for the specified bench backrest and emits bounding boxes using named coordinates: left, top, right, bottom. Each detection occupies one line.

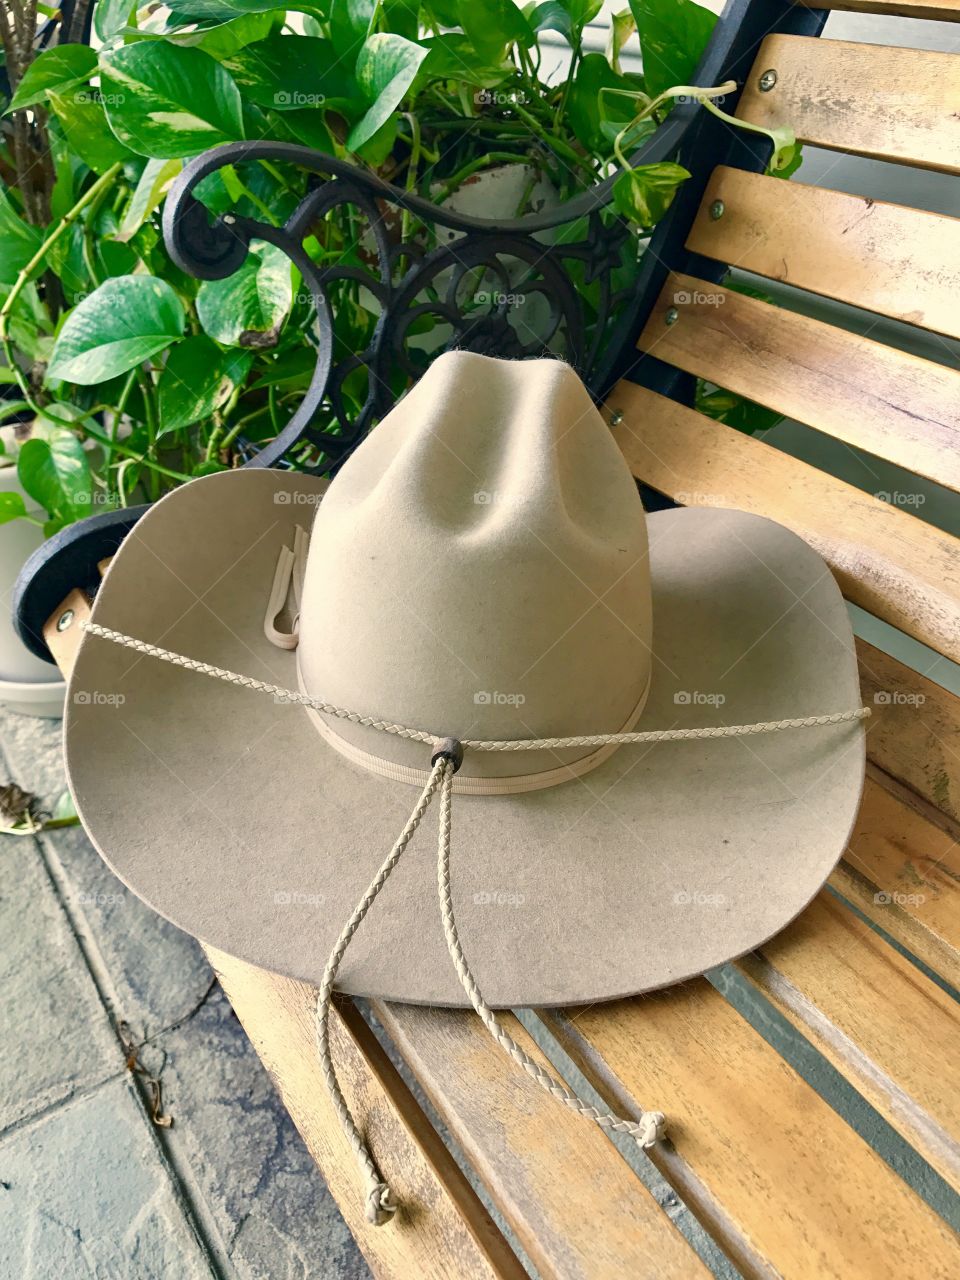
left=608, top=4, right=960, bottom=828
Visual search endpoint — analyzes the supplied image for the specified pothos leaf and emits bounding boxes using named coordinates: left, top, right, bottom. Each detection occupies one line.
left=630, top=0, right=717, bottom=99
left=347, top=34, right=430, bottom=152
left=0, top=492, right=28, bottom=525
left=607, top=8, right=637, bottom=73
left=531, top=0, right=603, bottom=45
left=47, top=276, right=186, bottom=384
left=612, top=160, right=690, bottom=227
left=5, top=45, right=98, bottom=113
left=157, top=337, right=253, bottom=434
left=116, top=158, right=182, bottom=242
left=195, top=243, right=293, bottom=347
left=17, top=418, right=92, bottom=523
left=99, top=42, right=244, bottom=159
left=47, top=91, right=134, bottom=174
left=0, top=186, right=42, bottom=287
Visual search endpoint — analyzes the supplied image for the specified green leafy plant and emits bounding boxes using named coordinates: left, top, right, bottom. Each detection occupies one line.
left=0, top=0, right=785, bottom=537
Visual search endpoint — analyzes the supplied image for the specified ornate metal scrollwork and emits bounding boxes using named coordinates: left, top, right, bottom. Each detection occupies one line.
left=162, top=119, right=691, bottom=473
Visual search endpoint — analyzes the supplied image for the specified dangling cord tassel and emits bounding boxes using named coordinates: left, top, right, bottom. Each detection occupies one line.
left=435, top=755, right=666, bottom=1153
left=316, top=742, right=665, bottom=1226
left=314, top=757, right=447, bottom=1225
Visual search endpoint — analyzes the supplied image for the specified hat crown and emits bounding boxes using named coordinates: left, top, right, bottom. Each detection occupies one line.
left=298, top=352, right=652, bottom=779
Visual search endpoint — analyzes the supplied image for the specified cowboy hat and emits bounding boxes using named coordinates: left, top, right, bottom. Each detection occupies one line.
left=65, top=351, right=865, bottom=1012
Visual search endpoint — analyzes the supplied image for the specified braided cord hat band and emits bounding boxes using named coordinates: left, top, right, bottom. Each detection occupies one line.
left=81, top=620, right=870, bottom=1225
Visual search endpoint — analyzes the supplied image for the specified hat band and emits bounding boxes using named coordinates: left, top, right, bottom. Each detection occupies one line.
left=298, top=666, right=653, bottom=795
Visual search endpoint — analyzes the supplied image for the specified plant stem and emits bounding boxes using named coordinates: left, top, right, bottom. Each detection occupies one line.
left=258, top=158, right=297, bottom=194
left=456, top=81, right=475, bottom=118
left=554, top=37, right=581, bottom=130
left=400, top=111, right=421, bottom=239
left=104, top=368, right=138, bottom=470
left=137, top=369, right=160, bottom=500
left=77, top=420, right=191, bottom=482
left=217, top=405, right=269, bottom=453
left=0, top=162, right=124, bottom=408
left=81, top=176, right=117, bottom=288
left=204, top=423, right=224, bottom=463
left=511, top=102, right=596, bottom=180
left=232, top=178, right=278, bottom=225
left=433, top=151, right=536, bottom=205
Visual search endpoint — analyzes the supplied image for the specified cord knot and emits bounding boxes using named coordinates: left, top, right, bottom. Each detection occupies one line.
left=365, top=1181, right=397, bottom=1226
left=636, top=1110, right=667, bottom=1148
left=431, top=736, right=464, bottom=773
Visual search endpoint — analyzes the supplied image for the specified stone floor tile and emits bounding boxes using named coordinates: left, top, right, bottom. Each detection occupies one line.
left=0, top=836, right=117, bottom=1132
left=144, top=985, right=369, bottom=1280
left=41, top=823, right=214, bottom=1036
left=0, top=1074, right=215, bottom=1280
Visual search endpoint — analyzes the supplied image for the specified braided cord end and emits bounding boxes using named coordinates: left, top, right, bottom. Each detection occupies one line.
left=366, top=1181, right=398, bottom=1225
left=636, top=1110, right=667, bottom=1148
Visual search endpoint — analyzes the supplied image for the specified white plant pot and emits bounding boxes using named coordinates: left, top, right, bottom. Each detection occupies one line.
left=0, top=462, right=66, bottom=716
left=410, top=164, right=563, bottom=355
left=433, top=161, right=559, bottom=236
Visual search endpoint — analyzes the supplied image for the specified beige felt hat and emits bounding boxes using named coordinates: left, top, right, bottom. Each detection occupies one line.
left=66, top=351, right=866, bottom=1012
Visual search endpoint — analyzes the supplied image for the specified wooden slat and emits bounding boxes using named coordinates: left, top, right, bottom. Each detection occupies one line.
left=608, top=382, right=960, bottom=663
left=856, top=636, right=960, bottom=822
left=637, top=271, right=960, bottom=492
left=44, top=588, right=91, bottom=674
left=737, top=890, right=960, bottom=1191
left=738, top=35, right=960, bottom=174
left=833, top=771, right=960, bottom=989
left=373, top=1002, right=709, bottom=1280
left=814, top=0, right=960, bottom=17
left=543, top=984, right=960, bottom=1280
left=208, top=949, right=526, bottom=1280
left=686, top=167, right=960, bottom=342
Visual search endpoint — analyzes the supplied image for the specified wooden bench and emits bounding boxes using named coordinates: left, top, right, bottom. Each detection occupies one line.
left=45, top=5, right=960, bottom=1275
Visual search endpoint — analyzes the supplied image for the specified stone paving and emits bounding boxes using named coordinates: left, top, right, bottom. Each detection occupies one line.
left=0, top=705, right=369, bottom=1280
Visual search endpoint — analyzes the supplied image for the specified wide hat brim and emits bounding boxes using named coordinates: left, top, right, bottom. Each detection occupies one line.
left=66, top=468, right=865, bottom=1008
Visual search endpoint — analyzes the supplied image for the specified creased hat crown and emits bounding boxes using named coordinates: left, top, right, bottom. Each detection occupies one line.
left=298, top=351, right=652, bottom=779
